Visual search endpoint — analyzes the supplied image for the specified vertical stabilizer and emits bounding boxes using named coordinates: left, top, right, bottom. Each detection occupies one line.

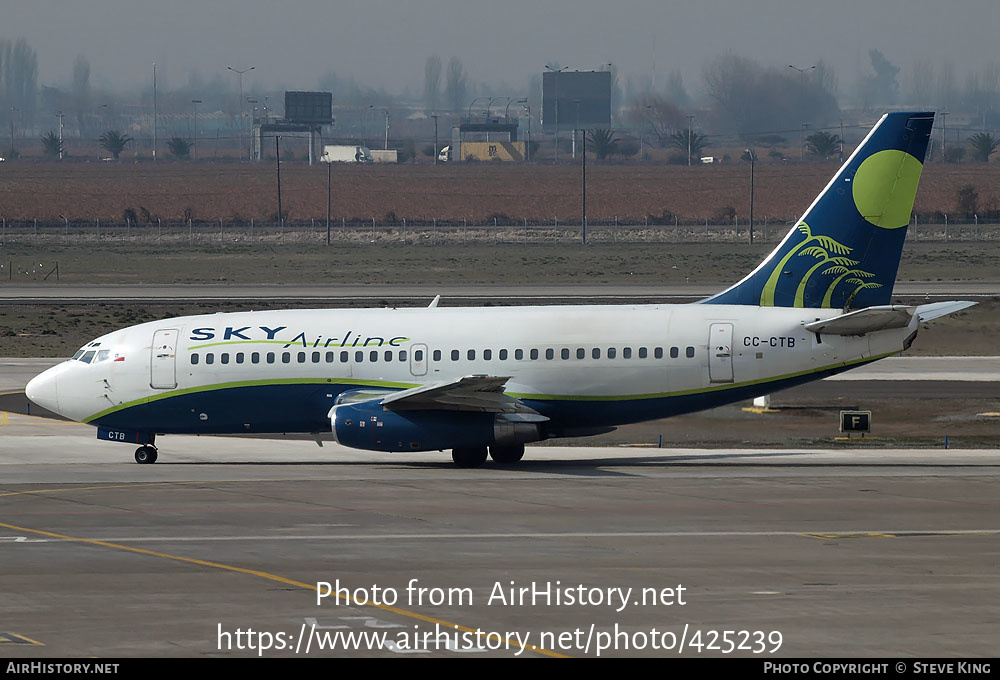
left=704, top=112, right=934, bottom=309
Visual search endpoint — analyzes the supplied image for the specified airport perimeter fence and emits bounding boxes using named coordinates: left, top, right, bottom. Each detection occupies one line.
left=1, top=215, right=999, bottom=248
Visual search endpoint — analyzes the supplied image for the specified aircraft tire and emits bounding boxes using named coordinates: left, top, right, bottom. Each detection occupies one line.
left=452, top=446, right=488, bottom=468
left=489, top=444, right=525, bottom=464
left=135, top=446, right=158, bottom=464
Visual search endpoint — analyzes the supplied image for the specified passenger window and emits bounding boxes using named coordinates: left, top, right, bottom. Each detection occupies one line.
left=483, top=349, right=492, bottom=360
left=592, top=348, right=600, bottom=359
left=416, top=350, right=424, bottom=361
left=670, top=347, right=679, bottom=358
left=81, top=351, right=96, bottom=364
left=546, top=349, right=554, bottom=360
left=448, top=350, right=457, bottom=361
left=623, top=348, right=632, bottom=359
left=433, top=350, right=441, bottom=361
left=500, top=349, right=508, bottom=360
left=515, top=349, right=524, bottom=360
left=639, top=347, right=647, bottom=358
left=576, top=348, right=585, bottom=359
left=530, top=349, right=539, bottom=360
left=654, top=347, right=663, bottom=359
left=312, top=351, right=321, bottom=363
left=608, top=347, right=616, bottom=359
left=370, top=351, right=378, bottom=362
left=191, top=353, right=199, bottom=365
left=252, top=352, right=260, bottom=364
left=266, top=352, right=275, bottom=364
left=326, top=351, right=335, bottom=363
left=340, top=351, right=349, bottom=362
left=221, top=353, right=229, bottom=364
left=282, top=352, right=291, bottom=364
left=355, top=351, right=364, bottom=362
left=384, top=350, right=392, bottom=362
left=399, top=351, right=407, bottom=361
left=686, top=346, right=695, bottom=358
left=468, top=349, right=476, bottom=360
left=236, top=352, right=245, bottom=364
left=206, top=353, right=215, bottom=365
left=297, top=352, right=306, bottom=363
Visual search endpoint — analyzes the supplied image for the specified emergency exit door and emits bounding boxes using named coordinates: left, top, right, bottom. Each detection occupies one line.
left=708, top=323, right=734, bottom=383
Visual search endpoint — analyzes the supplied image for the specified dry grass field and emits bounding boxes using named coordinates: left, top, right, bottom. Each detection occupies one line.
left=1, top=160, right=998, bottom=224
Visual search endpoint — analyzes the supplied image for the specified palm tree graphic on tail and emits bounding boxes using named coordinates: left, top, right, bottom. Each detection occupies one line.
left=760, top=222, right=853, bottom=307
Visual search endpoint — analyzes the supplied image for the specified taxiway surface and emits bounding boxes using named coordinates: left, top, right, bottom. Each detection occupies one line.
left=1, top=414, right=997, bottom=658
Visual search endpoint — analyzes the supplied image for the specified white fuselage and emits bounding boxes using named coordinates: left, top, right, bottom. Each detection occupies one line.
left=28, top=302, right=912, bottom=440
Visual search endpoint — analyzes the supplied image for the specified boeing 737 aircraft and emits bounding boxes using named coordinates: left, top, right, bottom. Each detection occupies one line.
left=26, top=111, right=973, bottom=467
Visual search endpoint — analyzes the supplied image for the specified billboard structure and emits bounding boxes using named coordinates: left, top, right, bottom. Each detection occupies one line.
left=541, top=71, right=611, bottom=130
left=284, top=91, right=333, bottom=125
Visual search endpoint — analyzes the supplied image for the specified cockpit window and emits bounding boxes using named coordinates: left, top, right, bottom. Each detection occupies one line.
left=95, top=350, right=111, bottom=363
left=72, top=350, right=85, bottom=360
left=80, top=350, right=97, bottom=364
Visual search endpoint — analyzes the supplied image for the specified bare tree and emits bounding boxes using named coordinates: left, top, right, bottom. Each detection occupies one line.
left=1, top=39, right=38, bottom=123
left=626, top=92, right=683, bottom=147
left=72, top=55, right=90, bottom=136
left=445, top=57, right=467, bottom=112
left=908, top=58, right=935, bottom=108
left=423, top=55, right=442, bottom=112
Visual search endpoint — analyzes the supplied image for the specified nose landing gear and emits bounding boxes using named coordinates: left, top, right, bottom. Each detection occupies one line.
left=134, top=445, right=158, bottom=464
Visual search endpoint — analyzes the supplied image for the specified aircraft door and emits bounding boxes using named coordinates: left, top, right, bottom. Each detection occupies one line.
left=410, top=343, right=428, bottom=376
left=708, top=323, right=734, bottom=383
left=150, top=328, right=179, bottom=389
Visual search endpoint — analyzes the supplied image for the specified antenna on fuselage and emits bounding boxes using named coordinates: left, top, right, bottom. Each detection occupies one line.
left=428, top=295, right=441, bottom=308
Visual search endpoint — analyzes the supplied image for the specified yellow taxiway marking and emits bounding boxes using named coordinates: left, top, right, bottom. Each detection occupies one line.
left=801, top=532, right=897, bottom=540
left=0, top=632, right=45, bottom=646
left=0, top=481, right=204, bottom=499
left=0, top=518, right=567, bottom=658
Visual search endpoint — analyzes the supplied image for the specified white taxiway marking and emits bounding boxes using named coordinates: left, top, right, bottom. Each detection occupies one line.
left=10, top=529, right=1000, bottom=543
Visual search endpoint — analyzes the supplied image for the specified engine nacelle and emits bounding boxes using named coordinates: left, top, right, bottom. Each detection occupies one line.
left=330, top=400, right=541, bottom=452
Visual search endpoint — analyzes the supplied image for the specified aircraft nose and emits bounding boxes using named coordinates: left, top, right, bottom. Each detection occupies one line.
left=25, top=368, right=59, bottom=414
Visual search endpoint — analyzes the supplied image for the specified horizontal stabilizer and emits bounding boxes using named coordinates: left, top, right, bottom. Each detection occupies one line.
left=804, top=305, right=915, bottom=336
left=804, top=300, right=976, bottom=336
left=915, top=300, right=977, bottom=322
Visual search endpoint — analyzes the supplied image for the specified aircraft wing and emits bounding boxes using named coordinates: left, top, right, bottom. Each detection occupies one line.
left=381, top=375, right=526, bottom=413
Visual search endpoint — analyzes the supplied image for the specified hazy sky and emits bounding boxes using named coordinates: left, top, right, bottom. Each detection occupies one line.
left=8, top=0, right=999, bottom=98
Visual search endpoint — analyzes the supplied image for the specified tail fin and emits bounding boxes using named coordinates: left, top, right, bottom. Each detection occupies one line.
left=704, top=111, right=934, bottom=309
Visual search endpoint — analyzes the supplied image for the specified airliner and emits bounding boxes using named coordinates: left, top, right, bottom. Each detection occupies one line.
left=26, top=112, right=973, bottom=467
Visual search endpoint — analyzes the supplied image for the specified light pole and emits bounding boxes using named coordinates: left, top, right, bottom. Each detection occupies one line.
left=326, top=157, right=331, bottom=245
left=57, top=111, right=64, bottom=160
left=582, top=122, right=587, bottom=245
left=382, top=109, right=390, bottom=150
left=941, top=111, right=950, bottom=161
left=788, top=64, right=816, bottom=90
left=468, top=97, right=489, bottom=122
left=686, top=115, right=695, bottom=166
left=431, top=114, right=439, bottom=165
left=745, top=148, right=755, bottom=245
left=573, top=99, right=581, bottom=160
left=152, top=63, right=157, bottom=161
left=228, top=65, right=254, bottom=160
left=8, top=106, right=16, bottom=157
left=545, top=64, right=568, bottom=162
left=516, top=99, right=529, bottom=160
left=191, top=100, right=201, bottom=160
left=801, top=122, right=810, bottom=160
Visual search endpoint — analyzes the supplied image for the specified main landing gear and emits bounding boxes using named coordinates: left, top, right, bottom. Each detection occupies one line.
left=134, top=445, right=158, bottom=464
left=451, top=444, right=526, bottom=468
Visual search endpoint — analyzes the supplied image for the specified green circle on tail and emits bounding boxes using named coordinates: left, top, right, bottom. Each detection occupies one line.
left=851, top=149, right=923, bottom=229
